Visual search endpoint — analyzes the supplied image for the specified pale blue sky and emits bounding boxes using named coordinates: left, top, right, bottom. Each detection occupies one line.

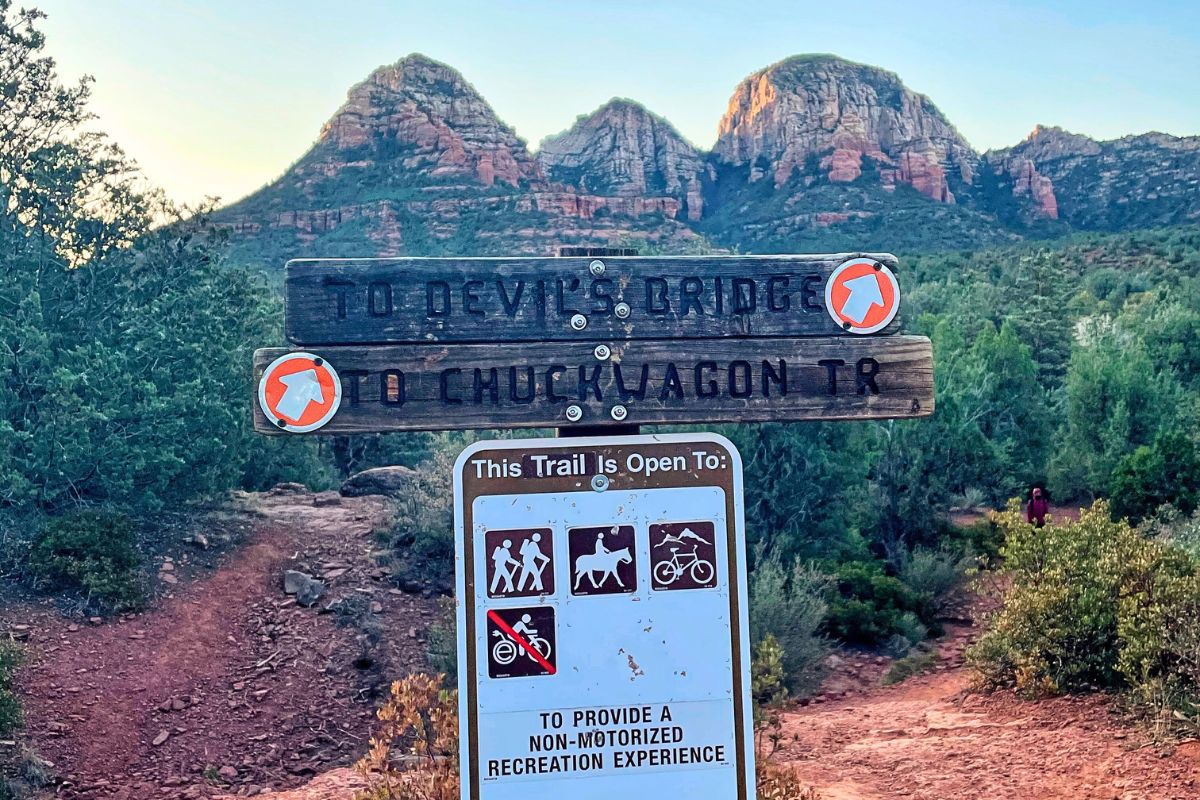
left=40, top=0, right=1200, bottom=206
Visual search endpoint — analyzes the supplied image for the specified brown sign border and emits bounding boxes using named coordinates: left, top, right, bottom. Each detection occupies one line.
left=455, top=434, right=751, bottom=800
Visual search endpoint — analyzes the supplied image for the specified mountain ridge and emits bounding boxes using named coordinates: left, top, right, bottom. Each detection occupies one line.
left=214, top=53, right=1200, bottom=262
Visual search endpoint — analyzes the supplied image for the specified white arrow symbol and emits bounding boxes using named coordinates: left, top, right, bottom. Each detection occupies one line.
left=839, top=273, right=885, bottom=325
left=276, top=369, right=325, bottom=420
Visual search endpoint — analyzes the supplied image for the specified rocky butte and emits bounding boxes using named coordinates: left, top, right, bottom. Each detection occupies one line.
left=212, top=53, right=1200, bottom=263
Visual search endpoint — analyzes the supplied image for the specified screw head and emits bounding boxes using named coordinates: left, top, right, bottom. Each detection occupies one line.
left=590, top=474, right=609, bottom=492
left=614, top=302, right=631, bottom=319
left=570, top=313, right=588, bottom=331
left=588, top=259, right=606, bottom=276
left=610, top=405, right=628, bottom=422
left=565, top=404, right=583, bottom=422
left=593, top=344, right=611, bottom=361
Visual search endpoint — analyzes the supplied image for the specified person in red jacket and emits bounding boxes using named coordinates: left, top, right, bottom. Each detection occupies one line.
left=1027, top=486, right=1050, bottom=527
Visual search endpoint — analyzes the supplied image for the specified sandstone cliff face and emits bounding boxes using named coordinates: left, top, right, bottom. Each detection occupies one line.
left=215, top=52, right=1200, bottom=261
left=310, top=54, right=541, bottom=189
left=712, top=55, right=978, bottom=203
left=537, top=99, right=711, bottom=220
left=218, top=55, right=701, bottom=256
left=986, top=126, right=1200, bottom=229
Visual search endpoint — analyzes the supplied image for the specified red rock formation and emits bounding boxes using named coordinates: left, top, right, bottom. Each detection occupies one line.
left=537, top=99, right=710, bottom=221
left=312, top=54, right=541, bottom=189
left=713, top=55, right=978, bottom=202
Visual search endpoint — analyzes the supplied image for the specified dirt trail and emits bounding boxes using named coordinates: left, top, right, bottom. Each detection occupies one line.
left=5, top=488, right=439, bottom=799
left=776, top=624, right=1200, bottom=799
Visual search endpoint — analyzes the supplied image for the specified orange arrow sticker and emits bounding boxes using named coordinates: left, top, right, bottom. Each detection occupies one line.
left=824, top=258, right=900, bottom=334
left=258, top=352, right=342, bottom=433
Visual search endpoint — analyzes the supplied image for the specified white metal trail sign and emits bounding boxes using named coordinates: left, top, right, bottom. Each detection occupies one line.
left=454, top=433, right=755, bottom=800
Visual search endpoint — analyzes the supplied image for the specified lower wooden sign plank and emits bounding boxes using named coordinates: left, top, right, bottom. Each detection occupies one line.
left=252, top=336, right=934, bottom=434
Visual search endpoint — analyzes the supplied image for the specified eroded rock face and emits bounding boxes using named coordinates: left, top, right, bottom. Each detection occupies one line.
left=314, top=53, right=541, bottom=189
left=713, top=55, right=978, bottom=202
left=538, top=99, right=711, bottom=220
left=985, top=125, right=1200, bottom=229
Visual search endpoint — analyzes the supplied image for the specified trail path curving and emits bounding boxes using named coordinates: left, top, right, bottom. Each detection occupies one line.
left=5, top=488, right=438, bottom=799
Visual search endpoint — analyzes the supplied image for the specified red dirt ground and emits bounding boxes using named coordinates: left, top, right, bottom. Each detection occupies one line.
left=6, top=495, right=1198, bottom=799
left=775, top=616, right=1200, bottom=799
left=2, top=488, right=439, bottom=798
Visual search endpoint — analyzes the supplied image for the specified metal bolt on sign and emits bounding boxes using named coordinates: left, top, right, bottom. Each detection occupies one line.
left=588, top=259, right=606, bottom=276
left=593, top=344, right=611, bottom=361
left=590, top=474, right=609, bottom=492
left=569, top=313, right=588, bottom=331
left=610, top=404, right=628, bottom=422
left=565, top=404, right=583, bottom=422
left=614, top=302, right=631, bottom=319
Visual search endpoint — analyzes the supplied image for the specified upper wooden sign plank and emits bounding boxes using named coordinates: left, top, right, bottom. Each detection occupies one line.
left=284, top=254, right=902, bottom=345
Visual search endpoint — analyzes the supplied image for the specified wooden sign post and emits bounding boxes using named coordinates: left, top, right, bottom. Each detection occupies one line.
left=254, top=253, right=933, bottom=433
left=252, top=251, right=934, bottom=800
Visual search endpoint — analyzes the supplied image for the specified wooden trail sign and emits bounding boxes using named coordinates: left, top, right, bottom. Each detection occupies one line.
left=252, top=335, right=933, bottom=434
left=284, top=253, right=902, bottom=345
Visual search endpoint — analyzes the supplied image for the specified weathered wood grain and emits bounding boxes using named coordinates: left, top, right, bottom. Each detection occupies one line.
left=284, top=254, right=902, bottom=345
left=253, top=335, right=933, bottom=434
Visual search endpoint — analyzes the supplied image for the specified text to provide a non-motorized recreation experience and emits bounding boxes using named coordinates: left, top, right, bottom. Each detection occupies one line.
left=454, top=434, right=755, bottom=800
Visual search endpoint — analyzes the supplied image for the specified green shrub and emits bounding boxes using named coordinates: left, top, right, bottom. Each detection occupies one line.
left=750, top=634, right=788, bottom=716
left=1140, top=505, right=1200, bottom=561
left=384, top=441, right=455, bottom=593
left=1110, top=430, right=1200, bottom=524
left=952, top=517, right=1005, bottom=563
left=969, top=499, right=1200, bottom=720
left=898, top=545, right=973, bottom=614
left=884, top=648, right=940, bottom=685
left=29, top=510, right=144, bottom=613
left=425, top=597, right=458, bottom=682
left=0, top=640, right=22, bottom=737
left=748, top=553, right=830, bottom=697
left=824, top=560, right=934, bottom=646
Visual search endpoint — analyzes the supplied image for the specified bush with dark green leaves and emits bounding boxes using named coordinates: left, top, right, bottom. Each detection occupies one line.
left=29, top=511, right=143, bottom=612
left=824, top=560, right=935, bottom=647
left=1109, top=430, right=1200, bottom=524
left=0, top=3, right=325, bottom=518
left=748, top=553, right=830, bottom=696
left=970, top=500, right=1200, bottom=722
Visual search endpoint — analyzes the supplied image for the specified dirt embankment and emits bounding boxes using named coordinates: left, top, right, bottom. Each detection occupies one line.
left=3, top=488, right=440, bottom=799
left=775, top=621, right=1200, bottom=799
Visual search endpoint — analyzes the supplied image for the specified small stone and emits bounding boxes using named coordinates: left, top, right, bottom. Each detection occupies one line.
left=160, top=573, right=178, bottom=585
left=152, top=730, right=170, bottom=746
left=370, top=601, right=383, bottom=614
left=218, top=765, right=238, bottom=780
left=160, top=561, right=175, bottom=572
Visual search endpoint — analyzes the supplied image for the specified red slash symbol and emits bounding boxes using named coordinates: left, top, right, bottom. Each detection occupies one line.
left=487, top=609, right=556, bottom=675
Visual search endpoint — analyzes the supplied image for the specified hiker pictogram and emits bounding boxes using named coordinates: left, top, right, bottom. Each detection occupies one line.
left=486, top=606, right=556, bottom=678
left=825, top=257, right=900, bottom=335
left=650, top=521, right=718, bottom=591
left=257, top=352, right=342, bottom=433
left=568, top=525, right=637, bottom=596
left=485, top=529, right=554, bottom=599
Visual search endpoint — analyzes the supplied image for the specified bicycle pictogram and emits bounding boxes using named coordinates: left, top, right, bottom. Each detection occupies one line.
left=650, top=521, right=719, bottom=591
left=652, top=543, right=716, bottom=587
